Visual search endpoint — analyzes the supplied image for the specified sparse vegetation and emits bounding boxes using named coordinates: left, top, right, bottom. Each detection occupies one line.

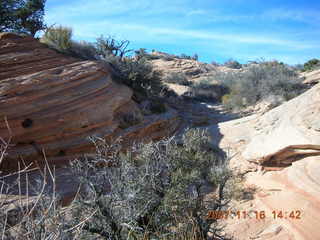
left=95, top=35, right=132, bottom=60
left=301, top=58, right=320, bottom=72
left=41, top=26, right=97, bottom=59
left=188, top=78, right=228, bottom=102
left=110, top=57, right=164, bottom=100
left=134, top=48, right=161, bottom=60
left=149, top=98, right=167, bottom=114
left=211, top=61, right=220, bottom=67
left=118, top=111, right=143, bottom=129
left=223, top=59, right=242, bottom=69
left=41, top=26, right=165, bottom=101
left=219, top=61, right=306, bottom=110
left=178, top=53, right=199, bottom=61
left=164, top=72, right=192, bottom=86
left=41, top=26, right=73, bottom=52
left=71, top=40, right=97, bottom=60
left=133, top=49, right=199, bottom=62
left=69, top=129, right=234, bottom=240
left=1, top=129, right=238, bottom=240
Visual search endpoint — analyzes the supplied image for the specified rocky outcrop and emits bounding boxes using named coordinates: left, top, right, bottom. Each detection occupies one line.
left=0, top=33, right=78, bottom=80
left=149, top=53, right=239, bottom=101
left=209, top=82, right=320, bottom=239
left=302, top=69, right=320, bottom=85
left=150, top=52, right=240, bottom=82
left=151, top=57, right=216, bottom=81
left=0, top=34, right=180, bottom=174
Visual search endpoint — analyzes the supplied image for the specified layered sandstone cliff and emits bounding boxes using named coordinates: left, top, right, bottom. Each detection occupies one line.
left=0, top=33, right=180, bottom=174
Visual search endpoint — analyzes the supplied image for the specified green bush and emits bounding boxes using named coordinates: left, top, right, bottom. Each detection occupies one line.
left=107, top=56, right=164, bottom=100
left=95, top=35, right=131, bottom=59
left=164, top=72, right=192, bottom=86
left=149, top=98, right=167, bottom=113
left=302, top=58, right=320, bottom=72
left=70, top=40, right=97, bottom=60
left=1, top=129, right=240, bottom=239
left=1, top=0, right=46, bottom=36
left=69, top=128, right=233, bottom=239
left=41, top=26, right=73, bottom=52
left=219, top=61, right=306, bottom=110
left=188, top=78, right=228, bottom=102
left=224, top=59, right=242, bottom=69
left=41, top=26, right=97, bottom=60
left=118, top=111, right=143, bottom=129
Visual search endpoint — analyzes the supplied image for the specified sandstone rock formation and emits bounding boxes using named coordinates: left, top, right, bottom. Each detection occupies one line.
left=150, top=56, right=216, bottom=81
left=149, top=52, right=240, bottom=83
left=0, top=33, right=180, bottom=174
left=0, top=33, right=77, bottom=80
left=149, top=53, right=240, bottom=102
left=209, top=76, right=320, bottom=239
left=302, top=69, right=320, bottom=85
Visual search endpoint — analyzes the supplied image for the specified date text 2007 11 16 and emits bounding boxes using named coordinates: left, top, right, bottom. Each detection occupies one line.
left=206, top=210, right=302, bottom=220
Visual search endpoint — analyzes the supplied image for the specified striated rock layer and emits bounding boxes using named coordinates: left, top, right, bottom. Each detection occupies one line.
left=302, top=69, right=320, bottom=85
left=209, top=76, right=320, bottom=240
left=0, top=34, right=180, bottom=174
left=0, top=33, right=78, bottom=80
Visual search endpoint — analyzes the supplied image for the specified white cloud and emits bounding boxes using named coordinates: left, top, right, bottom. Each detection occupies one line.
left=44, top=1, right=320, bottom=64
left=262, top=8, right=320, bottom=23
left=186, top=9, right=208, bottom=16
left=66, top=20, right=317, bottom=50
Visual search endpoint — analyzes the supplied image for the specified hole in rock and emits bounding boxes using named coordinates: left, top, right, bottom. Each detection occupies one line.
left=22, top=118, right=33, bottom=128
left=58, top=150, right=66, bottom=156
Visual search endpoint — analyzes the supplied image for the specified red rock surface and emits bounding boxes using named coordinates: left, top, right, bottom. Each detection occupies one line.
left=0, top=34, right=180, bottom=174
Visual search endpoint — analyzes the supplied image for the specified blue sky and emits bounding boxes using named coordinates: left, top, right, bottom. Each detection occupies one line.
left=45, top=0, right=320, bottom=64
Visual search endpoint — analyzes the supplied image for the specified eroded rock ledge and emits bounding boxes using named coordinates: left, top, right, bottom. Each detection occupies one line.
left=0, top=34, right=180, bottom=174
left=210, top=79, right=320, bottom=240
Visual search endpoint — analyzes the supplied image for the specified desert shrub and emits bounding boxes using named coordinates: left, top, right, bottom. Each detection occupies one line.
left=179, top=53, right=192, bottom=60
left=95, top=35, right=132, bottom=60
left=41, top=26, right=98, bottom=60
left=193, top=53, right=199, bottom=61
left=0, top=168, right=83, bottom=239
left=1, top=129, right=238, bottom=239
left=223, top=59, right=242, bottom=69
left=188, top=78, right=228, bottom=102
left=69, top=128, right=233, bottom=239
left=302, top=58, right=320, bottom=72
left=220, top=61, right=306, bottom=110
left=135, top=48, right=165, bottom=61
left=211, top=61, right=220, bottom=67
left=149, top=98, right=167, bottom=113
left=106, top=56, right=164, bottom=100
left=134, top=48, right=148, bottom=60
left=176, top=53, right=198, bottom=60
left=164, top=72, right=192, bottom=86
left=41, top=26, right=73, bottom=52
left=118, top=111, right=143, bottom=129
left=70, top=40, right=97, bottom=60
left=161, top=55, right=174, bottom=61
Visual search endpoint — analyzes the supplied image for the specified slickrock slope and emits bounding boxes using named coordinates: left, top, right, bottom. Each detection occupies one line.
left=302, top=68, right=320, bottom=85
left=149, top=52, right=239, bottom=82
left=209, top=79, right=320, bottom=239
left=0, top=34, right=180, bottom=174
left=149, top=52, right=240, bottom=100
left=151, top=57, right=216, bottom=81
